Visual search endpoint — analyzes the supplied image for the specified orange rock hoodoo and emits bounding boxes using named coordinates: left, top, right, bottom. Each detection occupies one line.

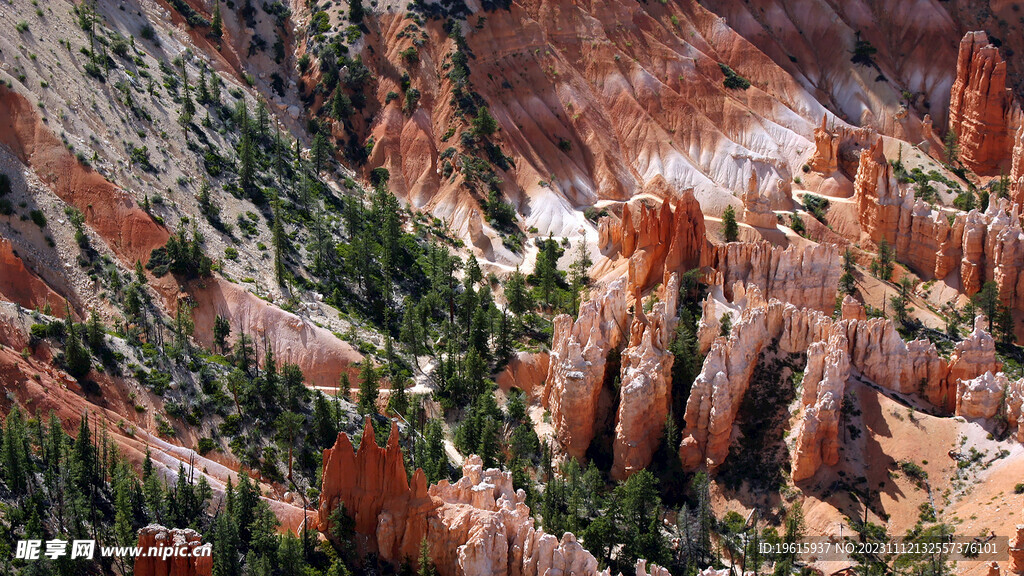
left=741, top=173, right=778, bottom=229
left=680, top=284, right=1006, bottom=477
left=316, top=419, right=434, bottom=562
left=810, top=114, right=839, bottom=174
left=316, top=420, right=672, bottom=576
left=133, top=525, right=212, bottom=576
left=948, top=31, right=1017, bottom=175
left=600, top=182, right=706, bottom=294
left=544, top=279, right=629, bottom=460
left=612, top=274, right=680, bottom=480
left=855, top=138, right=1024, bottom=304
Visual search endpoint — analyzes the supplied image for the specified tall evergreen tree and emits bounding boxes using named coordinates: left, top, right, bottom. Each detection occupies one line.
left=357, top=362, right=379, bottom=415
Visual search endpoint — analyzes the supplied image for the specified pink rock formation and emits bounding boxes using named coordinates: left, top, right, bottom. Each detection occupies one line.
left=614, top=180, right=706, bottom=292
left=957, top=372, right=1009, bottom=420
left=1011, top=524, right=1024, bottom=574
left=316, top=426, right=671, bottom=576
left=948, top=31, right=1014, bottom=175
left=841, top=295, right=867, bottom=321
left=810, top=114, right=839, bottom=173
left=428, top=455, right=605, bottom=576
left=791, top=334, right=851, bottom=482
left=946, top=316, right=1001, bottom=412
left=680, top=286, right=1006, bottom=472
left=1008, top=377, right=1024, bottom=443
left=855, top=138, right=1024, bottom=303
left=922, top=115, right=934, bottom=141
left=612, top=274, right=679, bottom=480
left=495, top=352, right=549, bottom=399
left=544, top=279, right=629, bottom=459
left=742, top=173, right=778, bottom=229
left=988, top=561, right=1002, bottom=576
left=134, top=525, right=212, bottom=576
left=705, top=242, right=841, bottom=313
left=316, top=418, right=435, bottom=562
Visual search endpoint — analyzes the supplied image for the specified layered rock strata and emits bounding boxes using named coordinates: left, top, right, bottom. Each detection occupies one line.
left=599, top=179, right=706, bottom=293
left=742, top=173, right=778, bottom=229
left=810, top=114, right=839, bottom=173
left=791, top=334, right=851, bottom=482
left=704, top=242, right=841, bottom=313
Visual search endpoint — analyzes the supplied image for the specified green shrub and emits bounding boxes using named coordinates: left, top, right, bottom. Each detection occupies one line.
left=29, top=209, right=47, bottom=228
left=719, top=63, right=750, bottom=90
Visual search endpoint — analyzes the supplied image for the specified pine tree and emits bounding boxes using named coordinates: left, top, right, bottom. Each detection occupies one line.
left=142, top=449, right=165, bottom=522
left=387, top=377, right=409, bottom=417
left=348, top=0, right=364, bottom=23
left=311, top=131, right=334, bottom=174
left=213, top=315, right=231, bottom=353
left=419, top=419, right=447, bottom=483
left=505, top=268, right=530, bottom=315
left=418, top=538, right=436, bottom=576
left=179, top=60, right=195, bottom=129
left=237, top=101, right=256, bottom=195
left=944, top=128, right=960, bottom=167
left=63, top=306, right=91, bottom=380
left=569, top=240, right=592, bottom=313
left=2, top=407, right=28, bottom=495
left=331, top=89, right=352, bottom=121
left=357, top=362, right=379, bottom=415
left=312, top=393, right=338, bottom=450
left=271, top=195, right=286, bottom=285
left=870, top=238, right=895, bottom=282
left=197, top=65, right=210, bottom=103
left=839, top=248, right=857, bottom=296
left=113, top=461, right=136, bottom=546
left=212, top=512, right=241, bottom=576
left=211, top=0, right=223, bottom=39
left=722, top=204, right=739, bottom=242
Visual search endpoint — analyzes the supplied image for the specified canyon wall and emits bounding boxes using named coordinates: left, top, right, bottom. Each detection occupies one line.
left=791, top=334, right=850, bottom=482
left=612, top=274, right=679, bottom=480
left=599, top=180, right=706, bottom=293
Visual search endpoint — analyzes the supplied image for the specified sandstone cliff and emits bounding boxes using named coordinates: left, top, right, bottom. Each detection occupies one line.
left=134, top=525, right=212, bottom=576
left=602, top=180, right=706, bottom=293
left=948, top=31, right=1016, bottom=175
left=791, top=334, right=851, bottom=482
left=742, top=173, right=778, bottom=229
left=316, top=418, right=435, bottom=562
left=810, top=115, right=839, bottom=174
left=544, top=279, right=629, bottom=459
